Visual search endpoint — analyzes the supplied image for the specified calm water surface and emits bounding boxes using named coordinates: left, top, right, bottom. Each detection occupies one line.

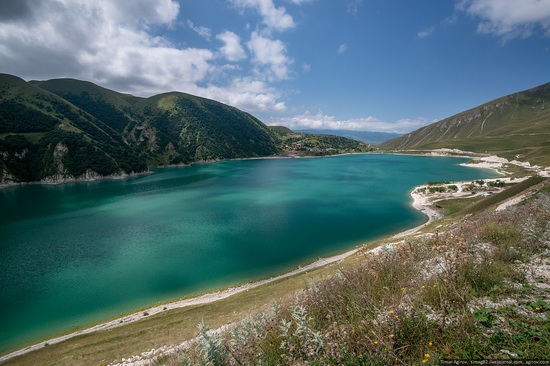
left=0, top=154, right=498, bottom=352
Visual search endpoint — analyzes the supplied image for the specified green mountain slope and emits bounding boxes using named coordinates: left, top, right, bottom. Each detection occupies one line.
left=29, top=78, right=280, bottom=166
left=381, top=82, right=550, bottom=166
left=269, top=126, right=373, bottom=155
left=296, top=129, right=402, bottom=145
left=3, top=74, right=370, bottom=185
left=134, top=92, right=279, bottom=164
left=0, top=74, right=146, bottom=184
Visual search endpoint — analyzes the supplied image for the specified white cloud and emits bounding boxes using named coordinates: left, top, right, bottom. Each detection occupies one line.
left=0, top=0, right=288, bottom=113
left=269, top=112, right=431, bottom=133
left=203, top=77, right=286, bottom=112
left=186, top=20, right=212, bottom=40
left=458, top=0, right=550, bottom=39
left=230, top=0, right=295, bottom=32
left=217, top=31, right=246, bottom=61
left=248, top=32, right=293, bottom=80
left=337, top=43, right=348, bottom=54
left=418, top=26, right=435, bottom=38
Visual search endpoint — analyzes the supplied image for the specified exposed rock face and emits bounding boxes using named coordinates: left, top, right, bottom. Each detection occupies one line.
left=53, top=142, right=69, bottom=175
left=0, top=163, right=17, bottom=186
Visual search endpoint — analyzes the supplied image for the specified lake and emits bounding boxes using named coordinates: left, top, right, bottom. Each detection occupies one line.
left=0, top=154, right=498, bottom=353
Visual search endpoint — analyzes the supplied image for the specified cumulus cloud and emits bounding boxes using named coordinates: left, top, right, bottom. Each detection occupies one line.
left=270, top=112, right=431, bottom=133
left=458, top=0, right=550, bottom=39
left=205, top=77, right=286, bottom=112
left=248, top=32, right=293, bottom=80
left=230, top=0, right=295, bottom=32
left=0, top=0, right=288, bottom=113
left=217, top=31, right=247, bottom=61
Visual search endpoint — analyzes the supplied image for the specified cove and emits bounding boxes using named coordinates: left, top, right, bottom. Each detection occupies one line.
left=0, top=154, right=498, bottom=353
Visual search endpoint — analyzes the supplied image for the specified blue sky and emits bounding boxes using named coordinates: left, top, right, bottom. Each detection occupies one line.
left=1, top=0, right=549, bottom=133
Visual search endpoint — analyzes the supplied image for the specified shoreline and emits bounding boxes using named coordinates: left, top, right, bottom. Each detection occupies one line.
left=0, top=249, right=358, bottom=363
left=0, top=150, right=534, bottom=363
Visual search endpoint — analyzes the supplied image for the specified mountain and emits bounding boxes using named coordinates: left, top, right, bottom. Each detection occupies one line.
left=0, top=74, right=147, bottom=184
left=30, top=78, right=280, bottom=166
left=0, top=74, right=282, bottom=184
left=381, top=82, right=550, bottom=166
left=296, top=129, right=402, bottom=145
left=269, top=126, right=373, bottom=156
left=1, top=74, right=370, bottom=185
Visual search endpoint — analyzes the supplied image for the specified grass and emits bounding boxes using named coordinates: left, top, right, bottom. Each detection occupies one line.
left=0, top=133, right=45, bottom=144
left=461, top=176, right=545, bottom=215
left=2, top=179, right=548, bottom=366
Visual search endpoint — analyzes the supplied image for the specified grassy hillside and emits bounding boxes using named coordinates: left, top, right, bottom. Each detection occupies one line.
left=269, top=126, right=373, bottom=156
left=135, top=92, right=279, bottom=164
left=2, top=74, right=371, bottom=184
left=0, top=74, right=146, bottom=183
left=296, top=129, right=402, bottom=145
left=1, top=75, right=282, bottom=183
left=381, top=82, right=550, bottom=166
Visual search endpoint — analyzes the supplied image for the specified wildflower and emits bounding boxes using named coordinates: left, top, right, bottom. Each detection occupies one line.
left=389, top=334, right=394, bottom=338
left=433, top=284, right=437, bottom=288
left=422, top=359, right=428, bottom=364
left=395, top=315, right=399, bottom=319
left=535, top=307, right=540, bottom=311
left=374, top=341, right=379, bottom=345
left=389, top=310, right=394, bottom=314
left=428, top=341, right=433, bottom=346
left=425, top=353, right=431, bottom=358
left=422, top=285, right=426, bottom=289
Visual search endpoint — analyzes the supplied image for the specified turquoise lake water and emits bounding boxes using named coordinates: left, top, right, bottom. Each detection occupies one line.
left=0, top=154, right=498, bottom=353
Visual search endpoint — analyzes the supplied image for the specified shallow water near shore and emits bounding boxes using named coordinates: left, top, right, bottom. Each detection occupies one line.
left=0, top=154, right=498, bottom=353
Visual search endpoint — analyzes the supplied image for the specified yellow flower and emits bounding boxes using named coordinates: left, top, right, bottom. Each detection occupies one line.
left=389, top=334, right=394, bottom=338
left=374, top=341, right=379, bottom=345
left=422, top=285, right=426, bottom=289
left=535, top=307, right=540, bottom=311
left=389, top=310, right=394, bottom=314
left=401, top=287, right=406, bottom=291
left=433, top=284, right=437, bottom=288
left=425, top=353, right=431, bottom=358
left=422, top=359, right=428, bottom=364
left=428, top=341, right=433, bottom=346
left=395, top=315, right=399, bottom=319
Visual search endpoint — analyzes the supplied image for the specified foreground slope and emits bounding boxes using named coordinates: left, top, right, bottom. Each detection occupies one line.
left=381, top=82, right=550, bottom=166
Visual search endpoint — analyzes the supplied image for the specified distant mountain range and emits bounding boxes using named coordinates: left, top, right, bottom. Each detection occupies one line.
left=0, top=73, right=371, bottom=184
left=381, top=82, right=550, bottom=166
left=296, top=129, right=402, bottom=145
